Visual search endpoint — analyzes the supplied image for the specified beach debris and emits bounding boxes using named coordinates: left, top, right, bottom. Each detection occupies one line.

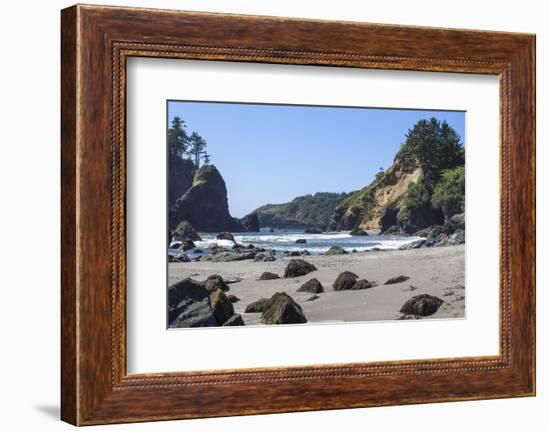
left=304, top=228, right=323, bottom=234
left=384, top=275, right=410, bottom=285
left=283, top=259, right=318, bottom=278
left=295, top=238, right=307, bottom=244
left=325, top=245, right=349, bottom=256
left=168, top=278, right=217, bottom=328
left=400, top=294, right=444, bottom=317
left=261, top=292, right=307, bottom=324
left=244, top=298, right=271, bottom=313
left=350, top=228, right=368, bottom=236
left=203, top=274, right=229, bottom=292
left=222, top=314, right=245, bottom=326
left=333, top=271, right=359, bottom=291
left=351, top=279, right=377, bottom=290
left=259, top=272, right=280, bottom=280
left=297, top=278, right=324, bottom=293
left=210, top=289, right=235, bottom=325
left=306, top=295, right=321, bottom=302
left=227, top=294, right=240, bottom=303
left=216, top=231, right=237, bottom=243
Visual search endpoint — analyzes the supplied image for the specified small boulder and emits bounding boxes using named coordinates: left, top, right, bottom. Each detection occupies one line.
left=222, top=314, right=245, bottom=326
left=168, top=278, right=217, bottom=328
left=333, top=271, right=359, bottom=291
left=216, top=232, right=236, bottom=242
left=179, top=239, right=196, bottom=251
left=203, top=274, right=229, bottom=292
left=384, top=275, right=410, bottom=285
left=227, top=294, right=240, bottom=303
left=325, top=246, right=348, bottom=256
left=261, top=292, right=307, bottom=324
left=245, top=298, right=270, bottom=313
left=210, top=289, right=235, bottom=325
left=254, top=253, right=267, bottom=262
left=448, top=213, right=465, bottom=230
left=297, top=278, right=324, bottom=293
left=350, top=228, right=368, bottom=236
left=399, top=239, right=427, bottom=250
left=289, top=251, right=301, bottom=257
left=300, top=250, right=311, bottom=256
left=400, top=294, right=444, bottom=317
left=283, top=259, right=317, bottom=278
left=173, top=220, right=202, bottom=241
left=306, top=295, right=320, bottom=302
left=259, top=272, right=280, bottom=280
left=295, top=238, right=307, bottom=244
left=352, top=279, right=377, bottom=290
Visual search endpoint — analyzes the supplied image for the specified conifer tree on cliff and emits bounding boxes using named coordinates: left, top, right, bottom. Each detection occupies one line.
left=168, top=116, right=189, bottom=161
left=189, top=132, right=208, bottom=171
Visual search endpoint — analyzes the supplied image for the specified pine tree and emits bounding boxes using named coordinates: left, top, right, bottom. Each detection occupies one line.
left=167, top=116, right=189, bottom=161
left=189, top=132, right=207, bottom=170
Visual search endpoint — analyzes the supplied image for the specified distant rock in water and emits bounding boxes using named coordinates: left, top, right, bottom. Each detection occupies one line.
left=350, top=228, right=368, bottom=236
left=169, top=165, right=243, bottom=232
left=295, top=238, right=307, bottom=244
left=297, top=278, right=324, bottom=293
left=333, top=271, right=359, bottom=291
left=325, top=246, right=348, bottom=256
left=172, top=221, right=201, bottom=242
left=168, top=278, right=217, bottom=328
left=400, top=294, right=443, bottom=317
left=261, top=292, right=307, bottom=324
left=240, top=212, right=260, bottom=232
left=384, top=275, right=410, bottom=285
left=283, top=259, right=317, bottom=278
left=216, top=231, right=236, bottom=243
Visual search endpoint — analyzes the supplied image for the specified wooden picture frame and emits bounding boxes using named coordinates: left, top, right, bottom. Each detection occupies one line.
left=61, top=4, right=536, bottom=425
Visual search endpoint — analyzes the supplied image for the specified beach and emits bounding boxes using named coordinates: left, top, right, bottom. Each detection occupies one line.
left=168, top=244, right=465, bottom=325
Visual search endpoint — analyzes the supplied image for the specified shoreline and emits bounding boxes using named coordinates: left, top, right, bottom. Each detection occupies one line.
left=169, top=245, right=465, bottom=325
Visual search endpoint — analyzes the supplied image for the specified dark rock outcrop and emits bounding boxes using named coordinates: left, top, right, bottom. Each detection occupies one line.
left=244, top=298, right=270, bottom=313
left=283, top=259, right=317, bottom=278
left=400, top=294, right=444, bottom=317
left=325, top=245, right=348, bottom=256
left=297, top=278, right=324, bottom=293
left=203, top=274, right=229, bottom=292
left=168, top=157, right=195, bottom=208
left=169, top=165, right=243, bottom=232
left=384, top=275, right=410, bottom=285
left=261, top=293, right=307, bottom=324
left=227, top=294, right=240, bottom=303
left=399, top=239, right=427, bottom=250
left=240, top=212, right=260, bottom=232
left=333, top=271, right=359, bottom=291
left=352, top=279, right=377, bottom=290
left=168, top=278, right=217, bottom=328
left=222, top=314, right=245, bottom=326
left=172, top=220, right=201, bottom=241
left=259, top=272, right=280, bottom=280
left=216, top=231, right=236, bottom=242
left=179, top=239, right=196, bottom=251
left=295, top=238, right=307, bottom=244
left=210, top=289, right=235, bottom=325
left=350, top=228, right=368, bottom=236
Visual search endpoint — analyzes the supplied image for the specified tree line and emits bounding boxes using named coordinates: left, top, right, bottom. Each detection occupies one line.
left=168, top=116, right=211, bottom=171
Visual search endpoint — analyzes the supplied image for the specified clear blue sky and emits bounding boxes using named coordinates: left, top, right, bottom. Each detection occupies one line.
left=168, top=101, right=465, bottom=218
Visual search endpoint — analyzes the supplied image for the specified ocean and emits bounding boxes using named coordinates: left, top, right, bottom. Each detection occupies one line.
left=170, top=229, right=423, bottom=257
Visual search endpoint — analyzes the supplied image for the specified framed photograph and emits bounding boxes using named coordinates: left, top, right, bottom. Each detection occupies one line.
left=61, top=4, right=536, bottom=425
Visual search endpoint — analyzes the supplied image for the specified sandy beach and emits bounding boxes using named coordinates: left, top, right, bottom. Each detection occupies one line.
left=168, top=245, right=465, bottom=325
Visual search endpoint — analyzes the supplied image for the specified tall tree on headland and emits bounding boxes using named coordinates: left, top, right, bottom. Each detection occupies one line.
left=189, top=132, right=208, bottom=170
left=168, top=116, right=189, bottom=161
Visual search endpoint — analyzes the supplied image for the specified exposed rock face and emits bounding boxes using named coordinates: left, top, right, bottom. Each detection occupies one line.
left=169, top=165, right=243, bottom=232
left=352, top=279, right=377, bottom=290
left=222, top=314, right=245, bottom=326
left=325, top=245, right=348, bottom=256
left=168, top=278, right=217, bottom=328
left=203, top=274, right=229, bottom=292
left=244, top=298, right=270, bottom=313
left=261, top=293, right=307, bottom=324
left=400, top=294, right=443, bottom=317
left=283, top=259, right=317, bottom=278
left=240, top=212, right=260, bottom=232
left=384, top=275, right=410, bottom=285
left=168, top=157, right=195, bottom=208
left=259, top=272, right=280, bottom=280
left=350, top=228, right=368, bottom=236
left=172, top=221, right=201, bottom=241
left=333, top=271, right=359, bottom=291
left=210, top=289, right=235, bottom=325
left=297, top=278, right=324, bottom=293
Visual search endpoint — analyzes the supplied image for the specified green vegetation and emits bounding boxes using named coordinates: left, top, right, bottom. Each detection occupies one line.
left=256, top=192, right=351, bottom=229
left=168, top=116, right=211, bottom=171
left=432, top=166, right=465, bottom=219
